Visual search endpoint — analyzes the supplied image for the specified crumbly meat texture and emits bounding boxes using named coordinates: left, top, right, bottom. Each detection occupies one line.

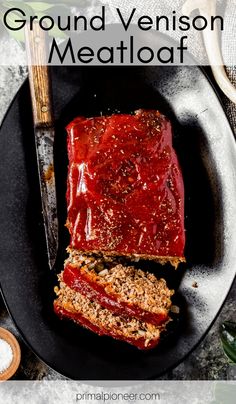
left=66, top=109, right=185, bottom=265
left=54, top=276, right=168, bottom=350
left=63, top=251, right=174, bottom=325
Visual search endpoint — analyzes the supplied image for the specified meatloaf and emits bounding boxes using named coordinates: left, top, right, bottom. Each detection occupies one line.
left=54, top=109, right=185, bottom=349
left=66, top=109, right=185, bottom=266
left=54, top=275, right=168, bottom=350
left=63, top=251, right=174, bottom=325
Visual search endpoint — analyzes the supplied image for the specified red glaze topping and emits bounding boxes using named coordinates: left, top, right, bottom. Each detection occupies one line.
left=66, top=109, right=185, bottom=259
left=54, top=302, right=159, bottom=350
left=63, top=264, right=168, bottom=326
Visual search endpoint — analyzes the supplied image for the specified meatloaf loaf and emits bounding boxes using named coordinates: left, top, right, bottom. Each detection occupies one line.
left=54, top=109, right=185, bottom=349
left=65, top=109, right=185, bottom=266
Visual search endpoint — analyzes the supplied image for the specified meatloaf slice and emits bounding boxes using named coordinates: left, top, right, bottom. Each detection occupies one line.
left=66, top=109, right=185, bottom=266
left=54, top=277, right=167, bottom=350
left=63, top=251, right=174, bottom=325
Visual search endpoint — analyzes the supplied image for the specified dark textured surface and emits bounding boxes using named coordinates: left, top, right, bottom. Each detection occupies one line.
left=0, top=65, right=236, bottom=380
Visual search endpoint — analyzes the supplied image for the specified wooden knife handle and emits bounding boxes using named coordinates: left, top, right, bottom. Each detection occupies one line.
left=25, top=23, right=53, bottom=128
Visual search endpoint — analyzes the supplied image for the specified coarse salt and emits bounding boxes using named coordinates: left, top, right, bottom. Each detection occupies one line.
left=0, top=338, right=13, bottom=373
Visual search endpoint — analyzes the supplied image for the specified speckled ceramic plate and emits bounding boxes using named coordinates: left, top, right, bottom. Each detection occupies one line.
left=0, top=63, right=236, bottom=380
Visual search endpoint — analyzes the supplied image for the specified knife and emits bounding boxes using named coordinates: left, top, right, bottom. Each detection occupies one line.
left=25, top=23, right=58, bottom=269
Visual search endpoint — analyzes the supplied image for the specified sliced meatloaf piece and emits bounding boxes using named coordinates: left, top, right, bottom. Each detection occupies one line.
left=54, top=276, right=168, bottom=350
left=66, top=109, right=185, bottom=267
left=63, top=251, right=174, bottom=326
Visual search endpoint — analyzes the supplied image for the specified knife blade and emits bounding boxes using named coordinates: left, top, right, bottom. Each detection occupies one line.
left=25, top=23, right=58, bottom=269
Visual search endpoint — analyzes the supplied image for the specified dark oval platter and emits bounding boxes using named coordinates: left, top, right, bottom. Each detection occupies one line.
left=0, top=62, right=236, bottom=380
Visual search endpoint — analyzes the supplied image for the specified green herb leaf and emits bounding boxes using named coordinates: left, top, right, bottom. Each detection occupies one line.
left=28, top=0, right=88, bottom=6
left=35, top=11, right=68, bottom=39
left=48, top=22, right=68, bottom=39
left=220, top=321, right=236, bottom=364
left=3, top=10, right=26, bottom=42
left=3, top=1, right=34, bottom=18
left=26, top=2, right=55, bottom=12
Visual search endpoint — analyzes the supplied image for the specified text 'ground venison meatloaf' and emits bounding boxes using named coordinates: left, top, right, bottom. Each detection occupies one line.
left=54, top=109, right=185, bottom=349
